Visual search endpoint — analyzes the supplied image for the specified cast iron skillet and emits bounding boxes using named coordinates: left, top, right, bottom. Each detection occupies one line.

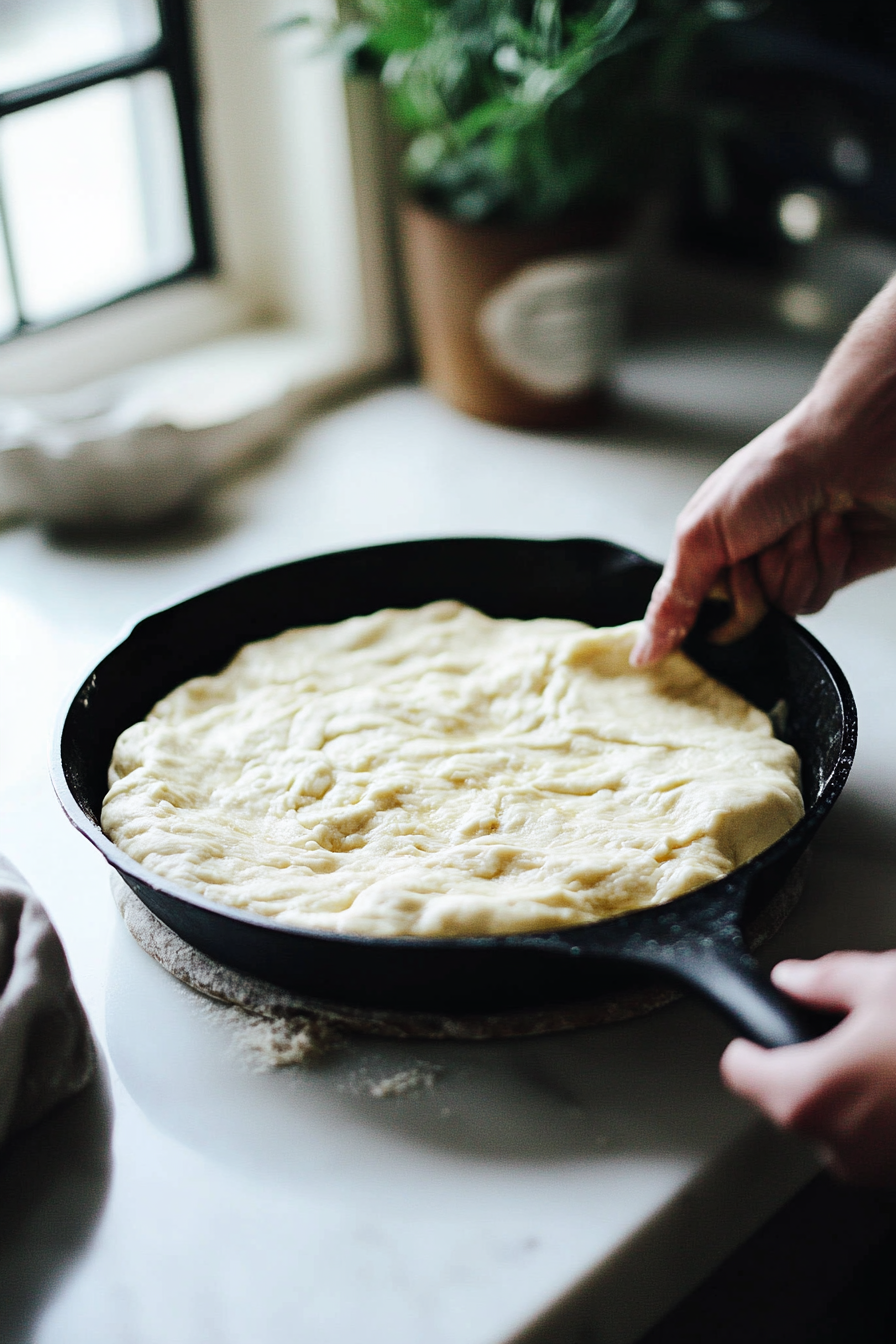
left=52, top=537, right=857, bottom=1048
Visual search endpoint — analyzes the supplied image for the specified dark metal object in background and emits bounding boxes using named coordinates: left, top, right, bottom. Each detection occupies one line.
left=52, top=538, right=857, bottom=1050
left=681, top=7, right=896, bottom=268
left=0, top=0, right=214, bottom=342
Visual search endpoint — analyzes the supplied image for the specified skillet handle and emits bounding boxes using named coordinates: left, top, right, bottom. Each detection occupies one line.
left=622, top=933, right=839, bottom=1048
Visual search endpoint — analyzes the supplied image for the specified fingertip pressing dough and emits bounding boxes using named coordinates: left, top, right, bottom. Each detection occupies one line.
left=102, top=602, right=803, bottom=937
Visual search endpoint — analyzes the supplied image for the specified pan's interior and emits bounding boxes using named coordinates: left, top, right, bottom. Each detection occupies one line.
left=55, top=538, right=855, bottom=1013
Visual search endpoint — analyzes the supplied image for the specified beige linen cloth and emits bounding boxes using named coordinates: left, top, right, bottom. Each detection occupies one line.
left=0, top=856, right=94, bottom=1145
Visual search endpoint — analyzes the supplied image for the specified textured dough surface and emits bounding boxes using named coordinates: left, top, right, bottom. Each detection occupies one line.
left=102, top=602, right=803, bottom=937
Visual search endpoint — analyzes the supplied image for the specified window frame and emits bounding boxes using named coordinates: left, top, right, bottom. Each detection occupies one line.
left=0, top=0, right=215, bottom=341
left=0, top=0, right=401, bottom=399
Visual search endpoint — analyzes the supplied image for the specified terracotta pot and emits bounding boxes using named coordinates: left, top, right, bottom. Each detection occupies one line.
left=400, top=201, right=632, bottom=429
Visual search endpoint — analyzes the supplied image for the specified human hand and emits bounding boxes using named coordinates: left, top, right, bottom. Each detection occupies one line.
left=631, top=275, right=896, bottom=667
left=721, top=952, right=896, bottom=1186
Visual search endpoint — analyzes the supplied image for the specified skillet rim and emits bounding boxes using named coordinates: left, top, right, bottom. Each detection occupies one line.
left=50, top=535, right=858, bottom=955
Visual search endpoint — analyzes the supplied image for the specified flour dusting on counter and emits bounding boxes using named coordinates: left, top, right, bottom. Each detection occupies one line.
left=101, top=602, right=803, bottom=937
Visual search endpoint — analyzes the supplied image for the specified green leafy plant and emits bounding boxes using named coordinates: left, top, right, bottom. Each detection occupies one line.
left=279, top=0, right=767, bottom=224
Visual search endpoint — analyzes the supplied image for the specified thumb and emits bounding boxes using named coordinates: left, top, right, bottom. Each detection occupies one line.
left=771, top=954, right=872, bottom=1013
left=707, top=559, right=769, bottom=645
left=719, top=1036, right=828, bottom=1130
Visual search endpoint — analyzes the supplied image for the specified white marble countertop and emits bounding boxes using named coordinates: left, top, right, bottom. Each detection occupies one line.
left=3, top=355, right=896, bottom=1344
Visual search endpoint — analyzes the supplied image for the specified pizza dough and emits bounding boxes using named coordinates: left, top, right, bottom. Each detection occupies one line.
left=102, top=602, right=803, bottom=937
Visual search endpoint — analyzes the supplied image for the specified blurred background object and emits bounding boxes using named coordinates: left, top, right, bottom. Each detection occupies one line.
left=0, top=331, right=336, bottom=528
left=287, top=0, right=770, bottom=427
left=2, top=2, right=896, bottom=516
left=284, top=0, right=896, bottom=430
left=665, top=1, right=896, bottom=339
left=0, top=0, right=399, bottom=530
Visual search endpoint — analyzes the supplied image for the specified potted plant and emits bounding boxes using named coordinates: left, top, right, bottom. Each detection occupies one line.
left=283, top=0, right=766, bottom=426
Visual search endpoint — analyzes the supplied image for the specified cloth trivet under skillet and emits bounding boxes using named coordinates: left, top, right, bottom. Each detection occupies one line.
left=111, top=854, right=807, bottom=1042
left=0, top=856, right=95, bottom=1144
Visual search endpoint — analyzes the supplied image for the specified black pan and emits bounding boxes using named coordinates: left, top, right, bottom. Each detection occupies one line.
left=52, top=537, right=856, bottom=1048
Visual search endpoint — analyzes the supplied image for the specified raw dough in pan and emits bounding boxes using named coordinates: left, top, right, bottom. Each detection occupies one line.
left=102, top=602, right=803, bottom=937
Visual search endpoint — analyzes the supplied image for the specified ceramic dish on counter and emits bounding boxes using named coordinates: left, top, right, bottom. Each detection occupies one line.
left=52, top=537, right=857, bottom=1048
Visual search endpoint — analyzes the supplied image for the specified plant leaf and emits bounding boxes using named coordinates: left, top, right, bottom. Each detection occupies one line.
left=593, top=0, right=639, bottom=45
left=288, top=0, right=770, bottom=223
